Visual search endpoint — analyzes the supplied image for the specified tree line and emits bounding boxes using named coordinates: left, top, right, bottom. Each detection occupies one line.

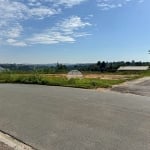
left=0, top=61, right=149, bottom=73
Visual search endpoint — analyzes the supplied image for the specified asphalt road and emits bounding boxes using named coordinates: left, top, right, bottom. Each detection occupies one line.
left=0, top=84, right=150, bottom=150
left=112, top=77, right=150, bottom=97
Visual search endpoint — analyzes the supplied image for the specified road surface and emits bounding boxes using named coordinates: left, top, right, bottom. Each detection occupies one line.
left=0, top=84, right=150, bottom=150
left=112, top=77, right=150, bottom=97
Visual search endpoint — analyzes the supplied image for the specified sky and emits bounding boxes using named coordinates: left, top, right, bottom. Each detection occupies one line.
left=0, top=0, right=150, bottom=64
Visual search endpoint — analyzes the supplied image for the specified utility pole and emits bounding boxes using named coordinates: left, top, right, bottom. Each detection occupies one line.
left=148, top=50, right=150, bottom=68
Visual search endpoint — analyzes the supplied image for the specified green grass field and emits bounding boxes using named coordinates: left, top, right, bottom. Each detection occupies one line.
left=0, top=71, right=147, bottom=89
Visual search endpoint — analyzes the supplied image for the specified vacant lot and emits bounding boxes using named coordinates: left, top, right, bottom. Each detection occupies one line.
left=43, top=73, right=135, bottom=79
left=0, top=73, right=139, bottom=89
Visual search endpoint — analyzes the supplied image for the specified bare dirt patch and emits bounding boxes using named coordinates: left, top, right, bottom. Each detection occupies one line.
left=43, top=73, right=136, bottom=80
left=83, top=74, right=131, bottom=79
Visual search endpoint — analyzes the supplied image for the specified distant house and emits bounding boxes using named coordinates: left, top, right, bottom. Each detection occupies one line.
left=67, top=70, right=83, bottom=79
left=117, top=66, right=149, bottom=71
left=0, top=66, right=5, bottom=72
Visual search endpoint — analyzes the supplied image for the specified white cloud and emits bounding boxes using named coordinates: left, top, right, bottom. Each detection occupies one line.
left=28, top=32, right=75, bottom=44
left=26, top=0, right=87, bottom=7
left=0, top=0, right=88, bottom=46
left=97, top=0, right=144, bottom=10
left=0, top=23, right=23, bottom=39
left=0, top=0, right=60, bottom=20
left=56, top=16, right=91, bottom=33
left=29, top=7, right=60, bottom=19
left=7, top=39, right=27, bottom=47
left=54, top=0, right=87, bottom=7
left=0, top=0, right=28, bottom=20
left=6, top=25, right=23, bottom=39
left=28, top=16, right=91, bottom=45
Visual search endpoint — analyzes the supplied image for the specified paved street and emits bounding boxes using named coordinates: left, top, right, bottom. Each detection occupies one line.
left=112, top=77, right=150, bottom=97
left=0, top=84, right=150, bottom=150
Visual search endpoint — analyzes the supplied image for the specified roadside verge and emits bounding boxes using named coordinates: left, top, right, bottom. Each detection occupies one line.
left=0, top=130, right=34, bottom=150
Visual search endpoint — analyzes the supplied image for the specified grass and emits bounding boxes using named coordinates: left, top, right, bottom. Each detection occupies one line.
left=0, top=71, right=149, bottom=89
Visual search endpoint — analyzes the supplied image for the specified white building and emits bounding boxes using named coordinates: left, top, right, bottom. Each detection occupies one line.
left=67, top=70, right=83, bottom=79
left=118, top=66, right=149, bottom=71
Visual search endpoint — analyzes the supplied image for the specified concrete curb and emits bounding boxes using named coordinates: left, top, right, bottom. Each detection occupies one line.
left=0, top=130, right=35, bottom=150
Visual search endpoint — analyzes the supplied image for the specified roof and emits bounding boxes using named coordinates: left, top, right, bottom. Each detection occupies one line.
left=68, top=70, right=82, bottom=75
left=67, top=70, right=83, bottom=79
left=118, top=66, right=149, bottom=71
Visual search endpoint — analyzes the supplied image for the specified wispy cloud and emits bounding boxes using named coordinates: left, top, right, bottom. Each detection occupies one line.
left=28, top=16, right=91, bottom=45
left=0, top=0, right=144, bottom=47
left=56, top=16, right=91, bottom=33
left=7, top=39, right=27, bottom=47
left=27, top=0, right=87, bottom=8
left=97, top=0, right=144, bottom=10
left=138, top=0, right=144, bottom=3
left=53, top=0, right=87, bottom=7
left=0, top=0, right=62, bottom=21
left=0, top=23, right=23, bottom=39
left=0, top=0, right=87, bottom=46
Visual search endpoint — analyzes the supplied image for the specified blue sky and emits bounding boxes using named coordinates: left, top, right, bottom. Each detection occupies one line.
left=0, top=0, right=149, bottom=64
